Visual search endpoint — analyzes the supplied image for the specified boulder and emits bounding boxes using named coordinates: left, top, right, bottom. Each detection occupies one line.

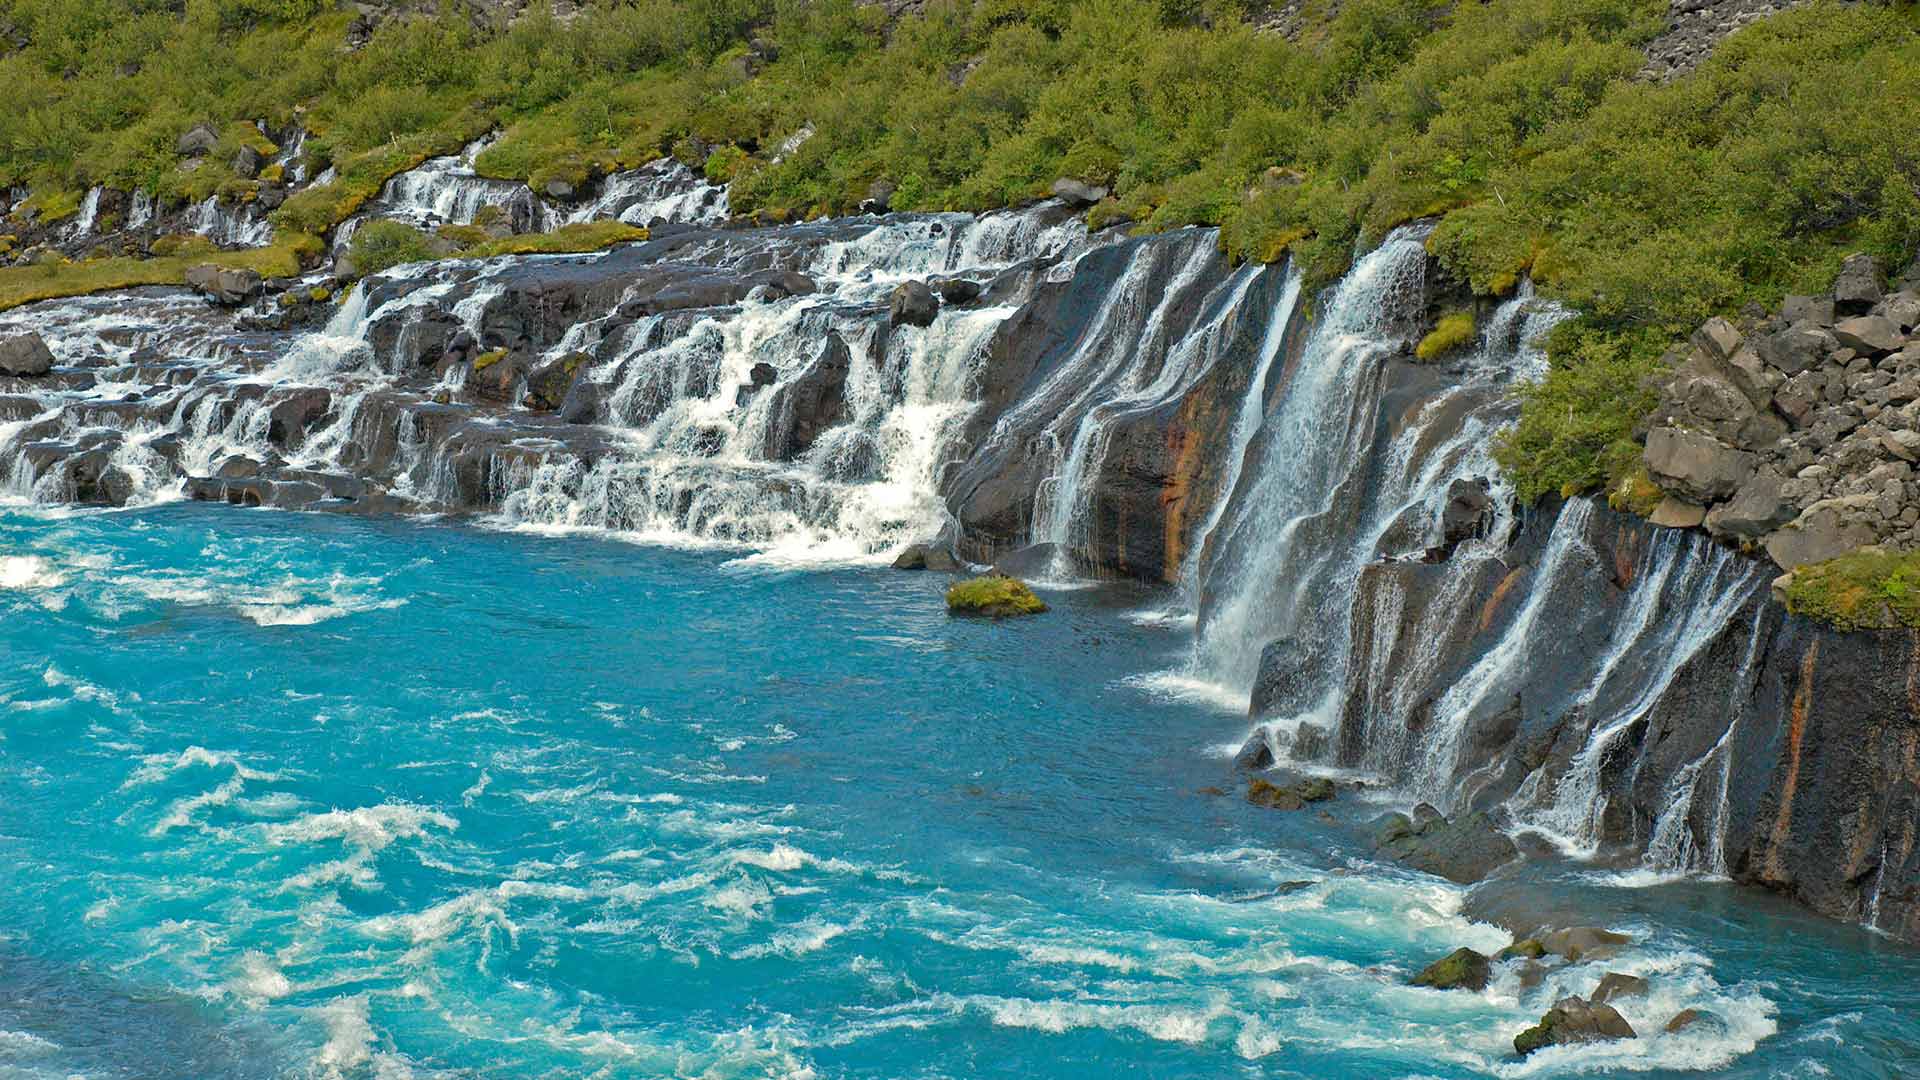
left=1514, top=996, right=1636, bottom=1056
left=1781, top=295, right=1835, bottom=326
left=1246, top=775, right=1334, bottom=810
left=524, top=351, right=588, bottom=412
left=176, top=122, right=220, bottom=157
left=1539, top=926, right=1631, bottom=963
left=1439, top=476, right=1494, bottom=549
left=1644, top=426, right=1756, bottom=503
left=1648, top=496, right=1705, bottom=529
left=1050, top=178, right=1110, bottom=206
left=932, top=277, right=984, bottom=305
left=231, top=145, right=264, bottom=179
left=1590, top=972, right=1649, bottom=1005
left=1832, top=253, right=1884, bottom=315
left=1704, top=469, right=1795, bottom=539
left=1376, top=810, right=1518, bottom=885
left=991, top=542, right=1065, bottom=578
left=891, top=543, right=960, bottom=572
left=861, top=178, right=896, bottom=214
left=1881, top=291, right=1920, bottom=332
left=889, top=280, right=940, bottom=328
left=1410, top=947, right=1491, bottom=992
left=1763, top=495, right=1881, bottom=569
left=1233, top=729, right=1275, bottom=771
left=1759, top=321, right=1837, bottom=376
left=0, top=333, right=54, bottom=377
left=184, top=264, right=262, bottom=306
left=1249, top=638, right=1317, bottom=720
left=1831, top=315, right=1903, bottom=356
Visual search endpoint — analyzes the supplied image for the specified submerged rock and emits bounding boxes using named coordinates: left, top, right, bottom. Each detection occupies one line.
left=1514, top=996, right=1636, bottom=1057
left=1246, top=775, right=1334, bottom=810
left=1539, top=926, right=1631, bottom=963
left=892, top=543, right=960, bottom=572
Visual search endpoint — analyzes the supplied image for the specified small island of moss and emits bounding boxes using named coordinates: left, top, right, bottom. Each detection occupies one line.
left=946, top=575, right=1048, bottom=618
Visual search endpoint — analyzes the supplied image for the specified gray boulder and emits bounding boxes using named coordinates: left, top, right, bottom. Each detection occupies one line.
left=1644, top=426, right=1756, bottom=503
left=1832, top=253, right=1884, bottom=315
left=1539, top=926, right=1631, bottom=962
left=1704, top=469, right=1795, bottom=539
left=1410, top=947, right=1491, bottom=991
left=1782, top=294, right=1835, bottom=326
left=184, top=265, right=262, bottom=306
left=1759, top=321, right=1837, bottom=375
left=889, top=281, right=940, bottom=328
left=891, top=543, right=960, bottom=572
left=0, top=333, right=54, bottom=377
left=176, top=122, right=220, bottom=157
left=1050, top=178, right=1110, bottom=207
left=1831, top=315, right=1903, bottom=356
left=1763, top=495, right=1881, bottom=569
left=1376, top=809, right=1518, bottom=885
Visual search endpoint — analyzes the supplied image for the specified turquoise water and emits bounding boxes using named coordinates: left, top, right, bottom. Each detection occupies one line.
left=1, top=503, right=1916, bottom=1079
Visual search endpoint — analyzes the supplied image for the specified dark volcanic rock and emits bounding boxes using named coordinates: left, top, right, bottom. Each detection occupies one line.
left=1410, top=947, right=1490, bottom=992
left=763, top=332, right=852, bottom=460
left=888, top=280, right=939, bottom=328
left=1375, top=809, right=1518, bottom=885
left=1514, top=996, right=1635, bottom=1057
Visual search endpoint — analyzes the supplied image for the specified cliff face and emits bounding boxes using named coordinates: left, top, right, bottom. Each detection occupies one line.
left=1286, top=495, right=1920, bottom=941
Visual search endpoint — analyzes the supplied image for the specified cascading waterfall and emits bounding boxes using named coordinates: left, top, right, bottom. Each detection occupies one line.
left=1184, top=227, right=1435, bottom=699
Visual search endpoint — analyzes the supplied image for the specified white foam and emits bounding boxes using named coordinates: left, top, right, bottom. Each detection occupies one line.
left=0, top=554, right=63, bottom=590
left=269, top=803, right=457, bottom=852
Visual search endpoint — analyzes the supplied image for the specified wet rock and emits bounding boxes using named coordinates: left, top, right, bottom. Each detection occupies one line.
left=762, top=332, right=851, bottom=459
left=1376, top=810, right=1518, bottom=885
left=1051, top=178, right=1110, bottom=207
left=1538, top=926, right=1631, bottom=963
left=1664, top=1009, right=1715, bottom=1034
left=991, top=542, right=1065, bottom=579
left=1514, top=996, right=1636, bottom=1056
left=932, top=278, right=983, bottom=305
left=1246, top=775, right=1334, bottom=810
left=749, top=362, right=778, bottom=387
left=525, top=351, right=588, bottom=412
left=888, top=280, right=940, bottom=328
left=1644, top=426, right=1756, bottom=503
left=1499, top=938, right=1546, bottom=961
left=860, top=179, right=895, bottom=214
left=0, top=333, right=54, bottom=377
left=1438, top=476, right=1494, bottom=550
left=1410, top=947, right=1491, bottom=992
left=891, top=543, right=960, bottom=572
left=1249, top=638, right=1317, bottom=721
left=1233, top=729, right=1275, bottom=771
left=466, top=349, right=529, bottom=404
left=1590, top=972, right=1649, bottom=1005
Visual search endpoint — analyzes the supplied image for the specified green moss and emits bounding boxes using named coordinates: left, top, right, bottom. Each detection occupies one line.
left=1415, top=311, right=1476, bottom=361
left=0, top=236, right=317, bottom=312
left=150, top=234, right=218, bottom=259
left=1607, top=465, right=1664, bottom=518
left=460, top=221, right=649, bottom=258
left=1785, top=548, right=1920, bottom=631
left=18, top=189, right=84, bottom=224
left=945, top=575, right=1048, bottom=617
left=436, top=223, right=492, bottom=249
left=1410, top=947, right=1489, bottom=990
left=1499, top=939, right=1547, bottom=961
left=472, top=348, right=509, bottom=371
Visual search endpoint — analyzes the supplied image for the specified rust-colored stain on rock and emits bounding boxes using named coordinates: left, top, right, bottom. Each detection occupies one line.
left=1762, top=639, right=1820, bottom=886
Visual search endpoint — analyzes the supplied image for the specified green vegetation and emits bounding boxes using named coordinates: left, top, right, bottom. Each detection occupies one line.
left=344, top=219, right=649, bottom=279
left=946, top=575, right=1048, bottom=616
left=1414, top=312, right=1475, bottom=361
left=346, top=219, right=437, bottom=277
left=2, top=0, right=1918, bottom=500
left=0, top=234, right=318, bottom=311
left=1785, top=548, right=1920, bottom=631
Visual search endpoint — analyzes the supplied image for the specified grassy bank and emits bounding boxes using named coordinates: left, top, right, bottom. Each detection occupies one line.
left=3, top=0, right=1917, bottom=501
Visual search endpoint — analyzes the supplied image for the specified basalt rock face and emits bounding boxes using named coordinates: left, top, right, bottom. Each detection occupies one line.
left=1286, top=494, right=1920, bottom=942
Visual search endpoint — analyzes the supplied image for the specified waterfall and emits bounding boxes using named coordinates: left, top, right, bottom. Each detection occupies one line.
left=184, top=196, right=273, bottom=247
left=551, top=160, right=729, bottom=229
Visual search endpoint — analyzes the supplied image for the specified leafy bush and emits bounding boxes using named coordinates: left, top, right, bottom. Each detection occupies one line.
left=346, top=220, right=436, bottom=277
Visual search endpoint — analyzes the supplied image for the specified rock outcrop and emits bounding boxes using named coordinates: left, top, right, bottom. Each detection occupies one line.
left=1640, top=254, right=1920, bottom=569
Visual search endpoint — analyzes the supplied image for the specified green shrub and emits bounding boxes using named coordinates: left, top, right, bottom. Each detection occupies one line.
left=347, top=220, right=436, bottom=277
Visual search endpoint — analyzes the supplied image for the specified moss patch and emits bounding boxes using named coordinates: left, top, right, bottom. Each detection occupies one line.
left=472, top=348, right=508, bottom=371
left=461, top=221, right=649, bottom=259
left=0, top=235, right=319, bottom=312
left=946, top=575, right=1047, bottom=617
left=1415, top=312, right=1476, bottom=361
left=1784, top=548, right=1920, bottom=631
